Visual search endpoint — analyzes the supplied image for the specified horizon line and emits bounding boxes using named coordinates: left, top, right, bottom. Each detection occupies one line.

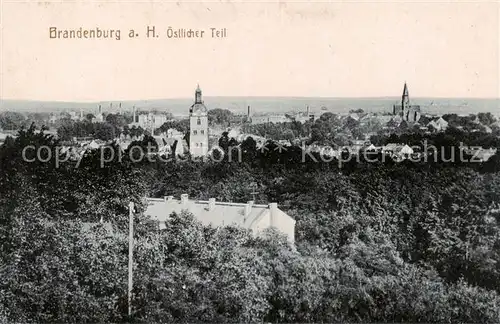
left=2, top=95, right=500, bottom=104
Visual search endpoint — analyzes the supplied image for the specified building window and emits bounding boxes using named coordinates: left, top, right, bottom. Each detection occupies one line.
left=193, top=130, right=197, bottom=135
left=201, top=130, right=204, bottom=135
left=200, top=143, right=203, bottom=147
left=197, top=118, right=201, bottom=125
left=196, top=143, right=199, bottom=147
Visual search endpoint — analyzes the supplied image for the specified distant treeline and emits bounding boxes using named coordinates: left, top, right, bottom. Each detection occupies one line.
left=241, top=112, right=500, bottom=148
left=0, top=111, right=51, bottom=130
left=56, top=114, right=141, bottom=141
left=0, top=125, right=500, bottom=322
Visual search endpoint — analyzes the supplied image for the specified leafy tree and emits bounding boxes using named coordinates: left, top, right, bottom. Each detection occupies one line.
left=106, top=113, right=128, bottom=129
left=157, top=119, right=190, bottom=135
left=2, top=118, right=500, bottom=323
left=93, top=122, right=116, bottom=141
left=85, top=113, right=95, bottom=121
left=478, top=112, right=497, bottom=126
left=0, top=111, right=26, bottom=130
left=208, top=108, right=233, bottom=126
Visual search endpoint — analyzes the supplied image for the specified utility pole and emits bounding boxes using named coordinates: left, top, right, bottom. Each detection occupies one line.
left=128, top=202, right=134, bottom=317
left=251, top=189, right=259, bottom=202
left=249, top=182, right=259, bottom=202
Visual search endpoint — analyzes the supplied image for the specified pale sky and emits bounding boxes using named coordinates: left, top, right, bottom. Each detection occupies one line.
left=1, top=0, right=499, bottom=101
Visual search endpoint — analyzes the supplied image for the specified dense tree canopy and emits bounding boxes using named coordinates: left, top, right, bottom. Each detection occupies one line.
left=56, top=119, right=136, bottom=141
left=208, top=108, right=233, bottom=126
left=156, top=119, right=190, bottom=135
left=106, top=113, right=131, bottom=129
left=1, top=123, right=500, bottom=322
left=241, top=121, right=312, bottom=142
left=370, top=127, right=500, bottom=148
left=0, top=111, right=53, bottom=131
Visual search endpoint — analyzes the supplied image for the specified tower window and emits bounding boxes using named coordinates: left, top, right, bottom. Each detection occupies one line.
left=201, top=130, right=204, bottom=135
left=197, top=118, right=201, bottom=125
left=193, top=130, right=197, bottom=135
left=196, top=143, right=199, bottom=147
left=200, top=143, right=203, bottom=147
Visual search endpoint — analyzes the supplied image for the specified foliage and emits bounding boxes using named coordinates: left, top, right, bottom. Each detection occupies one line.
left=106, top=113, right=131, bottom=129
left=0, top=111, right=27, bottom=130
left=57, top=119, right=119, bottom=141
left=1, top=123, right=500, bottom=322
left=242, top=121, right=311, bottom=142
left=370, top=127, right=500, bottom=148
left=156, top=119, right=190, bottom=135
left=208, top=109, right=233, bottom=126
left=477, top=112, right=497, bottom=126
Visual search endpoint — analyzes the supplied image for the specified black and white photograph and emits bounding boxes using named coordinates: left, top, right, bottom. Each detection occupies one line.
left=0, top=1, right=499, bottom=322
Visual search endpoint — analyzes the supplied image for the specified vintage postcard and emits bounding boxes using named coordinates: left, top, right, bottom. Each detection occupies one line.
left=0, top=0, right=499, bottom=322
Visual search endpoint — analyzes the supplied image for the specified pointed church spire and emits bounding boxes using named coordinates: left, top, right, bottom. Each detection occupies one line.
left=402, top=82, right=410, bottom=109
left=403, top=82, right=409, bottom=97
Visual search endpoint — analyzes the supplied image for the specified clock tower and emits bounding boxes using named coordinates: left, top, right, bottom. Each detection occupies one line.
left=189, top=84, right=209, bottom=157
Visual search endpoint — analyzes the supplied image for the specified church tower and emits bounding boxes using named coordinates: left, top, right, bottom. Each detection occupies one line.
left=189, top=84, right=209, bottom=157
left=392, top=82, right=421, bottom=122
left=401, top=82, right=410, bottom=117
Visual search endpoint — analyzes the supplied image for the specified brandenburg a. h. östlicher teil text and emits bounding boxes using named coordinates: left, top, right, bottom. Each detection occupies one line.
left=49, top=26, right=228, bottom=40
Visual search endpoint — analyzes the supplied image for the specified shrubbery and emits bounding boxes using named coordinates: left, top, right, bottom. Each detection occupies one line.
left=0, top=124, right=499, bottom=322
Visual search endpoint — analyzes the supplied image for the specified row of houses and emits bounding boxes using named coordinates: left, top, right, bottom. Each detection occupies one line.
left=129, top=111, right=172, bottom=132
left=306, top=141, right=497, bottom=163
left=384, top=114, right=497, bottom=134
left=382, top=115, right=449, bottom=132
left=48, top=106, right=107, bottom=124
left=250, top=110, right=317, bottom=125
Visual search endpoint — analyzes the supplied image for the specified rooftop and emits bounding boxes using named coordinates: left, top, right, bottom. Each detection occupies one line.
left=144, top=195, right=284, bottom=230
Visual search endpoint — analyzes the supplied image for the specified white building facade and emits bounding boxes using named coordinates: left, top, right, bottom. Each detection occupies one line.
left=144, top=194, right=296, bottom=243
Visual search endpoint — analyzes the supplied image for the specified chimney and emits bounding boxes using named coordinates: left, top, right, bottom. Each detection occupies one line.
left=133, top=106, right=137, bottom=123
left=180, top=194, right=189, bottom=204
left=269, top=203, right=278, bottom=227
left=208, top=198, right=216, bottom=210
left=247, top=105, right=251, bottom=118
left=306, top=105, right=310, bottom=116
left=164, top=195, right=174, bottom=202
left=245, top=201, right=254, bottom=217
